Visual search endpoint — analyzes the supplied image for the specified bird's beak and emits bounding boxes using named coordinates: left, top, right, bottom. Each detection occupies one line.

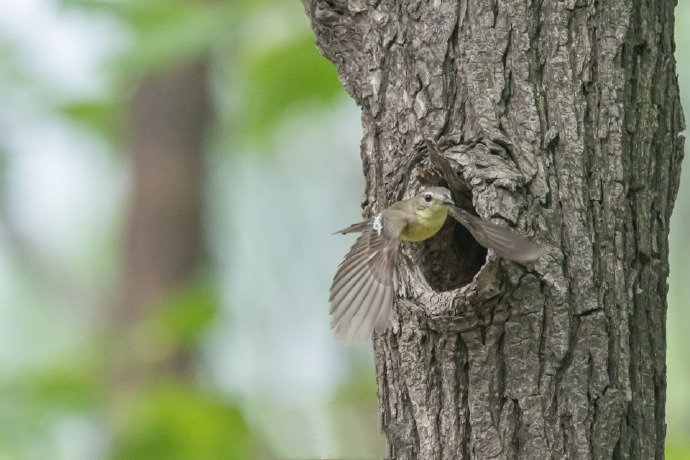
left=443, top=196, right=455, bottom=206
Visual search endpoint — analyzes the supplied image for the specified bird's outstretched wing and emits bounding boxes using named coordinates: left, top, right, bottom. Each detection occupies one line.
left=333, top=221, right=370, bottom=235
left=449, top=207, right=543, bottom=262
left=330, top=224, right=399, bottom=344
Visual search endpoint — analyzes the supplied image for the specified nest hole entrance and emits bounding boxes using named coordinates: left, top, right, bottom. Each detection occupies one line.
left=418, top=219, right=487, bottom=292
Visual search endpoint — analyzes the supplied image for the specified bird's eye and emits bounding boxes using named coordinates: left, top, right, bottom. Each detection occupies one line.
left=424, top=194, right=433, bottom=202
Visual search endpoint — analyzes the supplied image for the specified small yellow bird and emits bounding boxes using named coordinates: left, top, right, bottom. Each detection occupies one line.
left=330, top=187, right=542, bottom=343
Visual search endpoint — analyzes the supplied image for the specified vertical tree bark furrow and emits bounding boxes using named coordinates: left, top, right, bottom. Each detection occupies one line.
left=303, top=0, right=683, bottom=457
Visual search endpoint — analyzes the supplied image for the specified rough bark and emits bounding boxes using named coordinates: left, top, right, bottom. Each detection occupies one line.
left=303, top=0, right=684, bottom=458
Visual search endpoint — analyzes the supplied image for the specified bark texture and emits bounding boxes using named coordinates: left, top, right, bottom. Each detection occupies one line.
left=303, top=0, right=684, bottom=458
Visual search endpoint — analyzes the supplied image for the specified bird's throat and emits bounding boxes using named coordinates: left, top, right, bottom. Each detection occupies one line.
left=400, top=207, right=449, bottom=242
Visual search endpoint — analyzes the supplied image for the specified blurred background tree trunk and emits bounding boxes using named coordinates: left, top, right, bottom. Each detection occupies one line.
left=303, top=0, right=684, bottom=457
left=114, top=58, right=210, bottom=400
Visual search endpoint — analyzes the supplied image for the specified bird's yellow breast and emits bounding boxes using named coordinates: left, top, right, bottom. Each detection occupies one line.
left=400, top=206, right=449, bottom=242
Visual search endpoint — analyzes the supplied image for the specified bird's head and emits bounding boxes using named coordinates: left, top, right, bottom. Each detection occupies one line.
left=414, top=187, right=455, bottom=210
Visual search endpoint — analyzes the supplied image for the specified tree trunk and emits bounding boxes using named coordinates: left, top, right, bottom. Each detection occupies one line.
left=115, top=58, right=210, bottom=386
left=303, top=0, right=684, bottom=458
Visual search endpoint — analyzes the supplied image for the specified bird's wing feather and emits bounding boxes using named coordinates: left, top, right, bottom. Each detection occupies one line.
left=449, top=207, right=543, bottom=262
left=333, top=221, right=370, bottom=235
left=330, top=223, right=400, bottom=344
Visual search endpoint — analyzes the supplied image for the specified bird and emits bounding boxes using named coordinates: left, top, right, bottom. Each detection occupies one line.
left=329, top=186, right=543, bottom=343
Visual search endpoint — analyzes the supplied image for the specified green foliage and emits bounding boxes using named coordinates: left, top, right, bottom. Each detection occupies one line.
left=140, top=277, right=219, bottom=348
left=123, top=276, right=220, bottom=375
left=61, top=99, right=123, bottom=143
left=112, top=383, right=256, bottom=460
left=0, top=277, right=231, bottom=457
left=232, top=32, right=342, bottom=142
left=67, top=1, right=232, bottom=76
left=61, top=0, right=346, bottom=147
left=328, top=367, right=386, bottom=458
left=0, top=347, right=104, bottom=457
left=109, top=278, right=259, bottom=459
left=120, top=3, right=228, bottom=76
left=331, top=366, right=378, bottom=407
left=1, top=1, right=370, bottom=456
left=12, top=358, right=101, bottom=412
left=667, top=439, right=690, bottom=460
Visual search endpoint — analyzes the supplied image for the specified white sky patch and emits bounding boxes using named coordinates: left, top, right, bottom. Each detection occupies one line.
left=0, top=0, right=130, bottom=100
left=4, top=117, right=125, bottom=264
left=0, top=1, right=128, bottom=273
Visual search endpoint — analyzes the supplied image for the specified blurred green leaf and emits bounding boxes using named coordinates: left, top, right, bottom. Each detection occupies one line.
left=62, top=1, right=345, bottom=144
left=0, top=348, right=104, bottom=455
left=236, top=33, right=344, bottom=140
left=326, top=367, right=386, bottom=459
left=158, top=278, right=218, bottom=342
left=17, top=363, right=100, bottom=411
left=133, top=277, right=219, bottom=360
left=331, top=368, right=378, bottom=407
left=2, top=347, right=103, bottom=414
left=64, top=1, right=233, bottom=76
left=60, top=99, right=123, bottom=142
left=62, top=0, right=282, bottom=18
left=122, top=3, right=228, bottom=75
left=115, top=2, right=226, bottom=77
left=667, top=439, right=690, bottom=460
left=112, top=383, right=256, bottom=460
